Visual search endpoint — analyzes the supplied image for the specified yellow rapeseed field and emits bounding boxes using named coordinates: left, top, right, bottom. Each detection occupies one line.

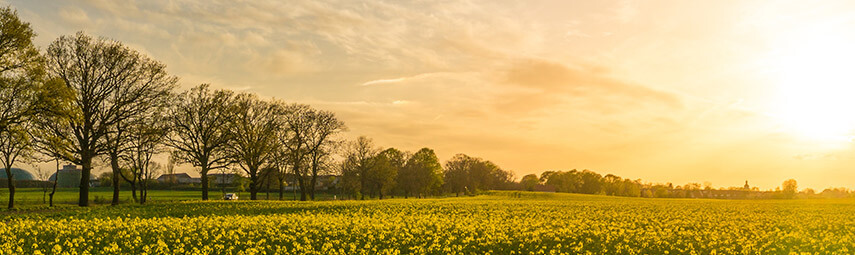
left=2, top=191, right=855, bottom=254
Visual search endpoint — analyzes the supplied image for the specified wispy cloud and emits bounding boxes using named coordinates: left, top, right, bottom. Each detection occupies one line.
left=361, top=77, right=407, bottom=86
left=360, top=72, right=450, bottom=86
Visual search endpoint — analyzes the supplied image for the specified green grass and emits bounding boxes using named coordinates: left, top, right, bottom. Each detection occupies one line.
left=0, top=187, right=202, bottom=206
left=3, top=191, right=855, bottom=254
left=0, top=187, right=342, bottom=209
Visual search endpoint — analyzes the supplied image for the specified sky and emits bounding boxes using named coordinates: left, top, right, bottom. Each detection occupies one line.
left=9, top=0, right=855, bottom=190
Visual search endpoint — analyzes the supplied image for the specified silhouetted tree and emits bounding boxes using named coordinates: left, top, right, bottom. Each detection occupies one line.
left=41, top=32, right=177, bottom=206
left=578, top=170, right=603, bottom=194
left=782, top=179, right=798, bottom=199
left=339, top=136, right=379, bottom=199
left=278, top=103, right=310, bottom=200
left=304, top=109, right=345, bottom=200
left=225, top=93, right=280, bottom=200
left=369, top=148, right=403, bottom=199
left=401, top=148, right=443, bottom=198
left=442, top=154, right=473, bottom=196
left=442, top=154, right=513, bottom=195
left=166, top=84, right=234, bottom=200
left=520, top=174, right=539, bottom=191
left=121, top=111, right=169, bottom=204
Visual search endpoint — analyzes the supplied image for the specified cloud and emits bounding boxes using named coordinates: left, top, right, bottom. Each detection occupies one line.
left=361, top=77, right=406, bottom=86
left=360, top=72, right=449, bottom=86
left=58, top=7, right=91, bottom=26
left=503, top=59, right=682, bottom=109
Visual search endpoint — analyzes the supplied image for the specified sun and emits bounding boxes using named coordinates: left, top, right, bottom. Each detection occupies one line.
left=767, top=27, right=855, bottom=142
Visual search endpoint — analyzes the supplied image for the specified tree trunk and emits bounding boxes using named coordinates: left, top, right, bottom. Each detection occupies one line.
left=266, top=178, right=270, bottom=200
left=359, top=170, right=366, bottom=200
left=249, top=170, right=258, bottom=200
left=360, top=177, right=366, bottom=200
left=298, top=177, right=307, bottom=201
left=5, top=167, right=14, bottom=209
left=140, top=179, right=147, bottom=204
left=278, top=176, right=285, bottom=200
left=79, top=155, right=92, bottom=206
left=295, top=172, right=307, bottom=201
left=49, top=159, right=58, bottom=207
left=110, top=152, right=121, bottom=205
left=129, top=182, right=138, bottom=202
left=200, top=166, right=209, bottom=200
left=309, top=171, right=317, bottom=201
left=294, top=160, right=307, bottom=201
left=49, top=184, right=56, bottom=206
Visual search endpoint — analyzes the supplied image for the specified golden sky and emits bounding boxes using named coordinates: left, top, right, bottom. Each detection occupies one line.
left=11, top=0, right=855, bottom=190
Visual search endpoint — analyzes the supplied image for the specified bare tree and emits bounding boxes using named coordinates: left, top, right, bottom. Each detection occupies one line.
left=30, top=161, right=50, bottom=203
left=279, top=104, right=311, bottom=201
left=118, top=165, right=139, bottom=202
left=340, top=136, right=380, bottom=200
left=166, top=84, right=234, bottom=200
left=122, top=113, right=168, bottom=204
left=269, top=149, right=290, bottom=200
left=103, top=57, right=175, bottom=205
left=304, top=110, right=345, bottom=200
left=40, top=32, right=177, bottom=206
left=141, top=161, right=162, bottom=203
left=225, top=93, right=281, bottom=200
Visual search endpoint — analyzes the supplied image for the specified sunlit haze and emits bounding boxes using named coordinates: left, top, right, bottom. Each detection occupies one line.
left=10, top=0, right=855, bottom=190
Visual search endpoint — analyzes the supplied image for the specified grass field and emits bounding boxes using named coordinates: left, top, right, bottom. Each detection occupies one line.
left=2, top=191, right=855, bottom=254
left=0, top=187, right=338, bottom=207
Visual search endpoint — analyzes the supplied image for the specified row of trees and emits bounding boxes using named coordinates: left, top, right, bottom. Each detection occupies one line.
left=0, top=7, right=512, bottom=208
left=337, top=136, right=515, bottom=199
left=0, top=7, right=352, bottom=208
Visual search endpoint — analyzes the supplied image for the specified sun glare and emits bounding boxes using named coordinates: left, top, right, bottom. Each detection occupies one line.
left=768, top=27, right=855, bottom=142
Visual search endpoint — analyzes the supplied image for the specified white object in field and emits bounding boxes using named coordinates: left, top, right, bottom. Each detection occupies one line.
left=224, top=193, right=239, bottom=200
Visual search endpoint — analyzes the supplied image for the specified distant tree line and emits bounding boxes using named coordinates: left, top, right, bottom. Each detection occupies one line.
left=522, top=169, right=827, bottom=199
